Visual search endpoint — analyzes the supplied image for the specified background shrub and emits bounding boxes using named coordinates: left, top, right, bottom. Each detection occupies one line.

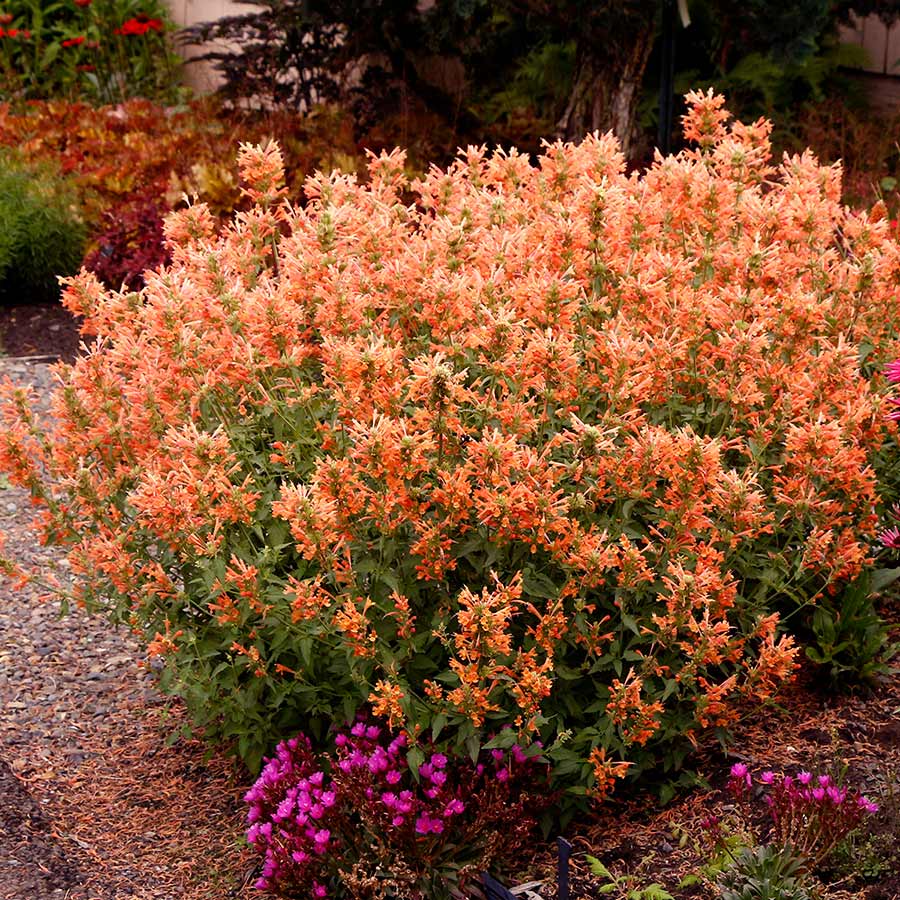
left=0, top=151, right=85, bottom=304
left=1, top=94, right=899, bottom=812
left=82, top=197, right=171, bottom=291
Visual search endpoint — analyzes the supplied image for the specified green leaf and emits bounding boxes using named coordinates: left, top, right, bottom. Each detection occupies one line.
left=586, top=856, right=614, bottom=879
left=871, top=567, right=900, bottom=593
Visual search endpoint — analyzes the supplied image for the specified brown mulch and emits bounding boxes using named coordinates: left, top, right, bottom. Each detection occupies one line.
left=0, top=302, right=83, bottom=362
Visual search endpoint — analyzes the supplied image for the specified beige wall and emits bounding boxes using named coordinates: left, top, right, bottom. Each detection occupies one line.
left=167, top=0, right=255, bottom=92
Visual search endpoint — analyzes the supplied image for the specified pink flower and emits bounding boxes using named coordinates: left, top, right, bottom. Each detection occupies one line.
left=797, top=771, right=813, bottom=785
left=858, top=796, right=879, bottom=814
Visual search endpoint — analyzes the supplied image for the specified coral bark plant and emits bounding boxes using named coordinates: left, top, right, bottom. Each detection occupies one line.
left=1, top=93, right=899, bottom=811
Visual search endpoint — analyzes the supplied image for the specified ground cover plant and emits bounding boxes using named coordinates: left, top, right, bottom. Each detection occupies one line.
left=1, top=92, right=899, bottom=885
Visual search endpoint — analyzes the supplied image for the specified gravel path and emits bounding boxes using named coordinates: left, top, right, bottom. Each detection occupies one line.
left=0, top=359, right=254, bottom=900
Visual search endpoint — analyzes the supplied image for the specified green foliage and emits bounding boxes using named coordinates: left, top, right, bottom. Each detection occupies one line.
left=475, top=40, right=575, bottom=127
left=0, top=0, right=183, bottom=104
left=716, top=845, right=810, bottom=900
left=586, top=856, right=675, bottom=900
left=803, top=569, right=897, bottom=689
left=0, top=151, right=85, bottom=304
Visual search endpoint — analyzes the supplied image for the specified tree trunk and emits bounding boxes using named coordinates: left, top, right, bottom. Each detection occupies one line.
left=557, top=23, right=656, bottom=158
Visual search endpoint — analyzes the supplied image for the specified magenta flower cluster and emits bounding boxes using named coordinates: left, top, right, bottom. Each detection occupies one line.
left=727, top=763, right=878, bottom=866
left=244, top=721, right=545, bottom=896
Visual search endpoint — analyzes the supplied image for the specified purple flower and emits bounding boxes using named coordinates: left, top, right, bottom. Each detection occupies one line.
left=431, top=753, right=448, bottom=769
left=496, top=768, right=510, bottom=783
left=886, top=359, right=900, bottom=383
left=729, top=763, right=749, bottom=779
left=385, top=769, right=402, bottom=784
left=415, top=813, right=439, bottom=834
left=759, top=771, right=775, bottom=784
left=812, top=787, right=826, bottom=802
left=858, top=796, right=879, bottom=814
left=797, top=771, right=813, bottom=785
left=312, top=882, right=327, bottom=898
left=444, top=798, right=465, bottom=816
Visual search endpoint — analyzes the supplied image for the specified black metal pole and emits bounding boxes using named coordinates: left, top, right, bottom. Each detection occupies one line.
left=658, top=0, right=676, bottom=154
left=557, top=837, right=572, bottom=900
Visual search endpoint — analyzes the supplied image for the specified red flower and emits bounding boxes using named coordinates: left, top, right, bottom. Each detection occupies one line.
left=7, top=27, right=17, bottom=36
left=117, top=17, right=147, bottom=34
left=115, top=15, right=163, bottom=35
left=0, top=13, right=12, bottom=25
left=76, top=63, right=95, bottom=71
left=62, top=36, right=85, bottom=47
left=74, top=0, right=92, bottom=6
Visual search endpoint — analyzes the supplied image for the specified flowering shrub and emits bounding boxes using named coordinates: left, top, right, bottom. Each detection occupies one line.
left=724, top=763, right=879, bottom=867
left=0, top=0, right=181, bottom=103
left=2, top=93, right=900, bottom=805
left=245, top=720, right=549, bottom=898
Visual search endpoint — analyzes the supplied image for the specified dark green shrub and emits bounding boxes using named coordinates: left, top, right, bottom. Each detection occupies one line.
left=0, top=153, right=85, bottom=305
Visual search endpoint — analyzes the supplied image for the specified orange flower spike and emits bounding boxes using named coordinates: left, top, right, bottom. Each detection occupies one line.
left=587, top=747, right=631, bottom=802
left=369, top=679, right=406, bottom=729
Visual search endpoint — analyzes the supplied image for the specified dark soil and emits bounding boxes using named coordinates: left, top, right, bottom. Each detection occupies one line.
left=0, top=303, right=83, bottom=362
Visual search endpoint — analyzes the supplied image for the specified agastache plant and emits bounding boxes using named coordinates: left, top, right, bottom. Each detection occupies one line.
left=245, top=719, right=551, bottom=898
left=726, top=763, right=878, bottom=868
